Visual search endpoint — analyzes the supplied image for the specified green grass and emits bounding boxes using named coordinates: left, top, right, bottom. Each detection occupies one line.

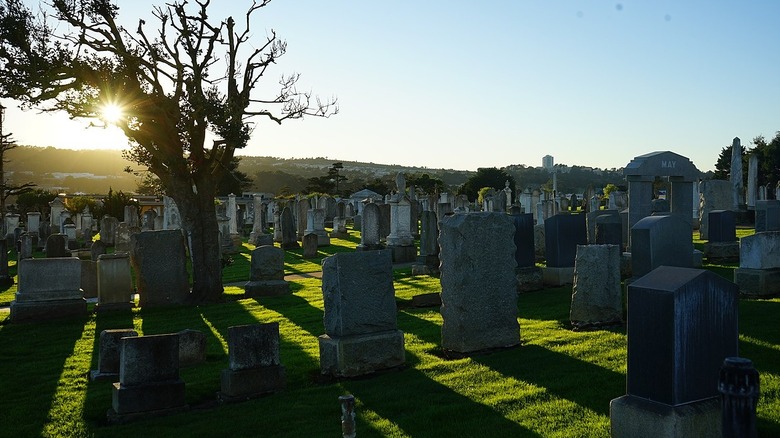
left=1, top=228, right=778, bottom=437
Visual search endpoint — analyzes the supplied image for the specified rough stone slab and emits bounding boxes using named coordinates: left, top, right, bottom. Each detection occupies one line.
left=178, top=329, right=207, bottom=368
left=318, top=330, right=405, bottom=377
left=130, top=230, right=190, bottom=307
left=219, top=365, right=286, bottom=401
left=734, top=267, right=780, bottom=296
left=411, top=292, right=442, bottom=307
left=120, top=334, right=180, bottom=386
left=322, top=250, right=397, bottom=337
left=703, top=241, right=739, bottom=263
left=610, top=395, right=720, bottom=438
left=92, top=329, right=139, bottom=381
left=228, top=323, right=281, bottom=370
left=111, top=380, right=186, bottom=415
left=16, top=257, right=82, bottom=301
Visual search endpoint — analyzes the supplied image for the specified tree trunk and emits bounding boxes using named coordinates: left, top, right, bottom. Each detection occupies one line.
left=172, top=183, right=224, bottom=304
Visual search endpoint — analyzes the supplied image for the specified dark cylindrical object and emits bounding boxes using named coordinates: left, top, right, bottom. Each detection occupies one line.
left=718, top=357, right=759, bottom=438
left=339, top=394, right=356, bottom=438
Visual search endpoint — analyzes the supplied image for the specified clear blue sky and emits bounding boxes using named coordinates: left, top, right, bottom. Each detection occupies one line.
left=3, top=1, right=779, bottom=172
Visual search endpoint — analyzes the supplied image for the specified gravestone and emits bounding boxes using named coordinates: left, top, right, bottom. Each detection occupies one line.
left=754, top=200, right=780, bottom=233
left=704, top=210, right=738, bottom=263
left=90, top=329, right=139, bottom=382
left=280, top=206, right=300, bottom=249
left=439, top=213, right=519, bottom=353
left=698, top=179, right=732, bottom=240
left=109, top=334, right=187, bottom=422
left=96, top=253, right=134, bottom=311
left=90, top=240, right=108, bottom=261
left=80, top=259, right=98, bottom=299
left=610, top=266, right=738, bottom=438
left=244, top=245, right=289, bottom=297
left=219, top=323, right=286, bottom=402
left=378, top=203, right=391, bottom=242
left=162, top=196, right=181, bottom=230
left=731, top=137, right=745, bottom=209
left=356, top=203, right=383, bottom=251
left=272, top=205, right=282, bottom=243
left=115, top=222, right=132, bottom=253
left=630, top=214, right=693, bottom=279
left=511, top=209, right=542, bottom=292
left=302, top=233, right=319, bottom=259
left=19, top=233, right=34, bottom=260
left=733, top=231, right=780, bottom=296
left=386, top=194, right=416, bottom=262
left=296, top=200, right=309, bottom=240
left=130, top=230, right=190, bottom=307
left=26, top=211, right=41, bottom=236
left=412, top=210, right=439, bottom=276
left=304, top=208, right=329, bottom=247
left=141, top=210, right=157, bottom=231
left=331, top=216, right=349, bottom=239
left=45, top=233, right=69, bottom=258
left=63, top=223, right=78, bottom=249
left=570, top=245, right=623, bottom=329
left=10, top=258, right=86, bottom=322
left=543, top=213, right=587, bottom=286
left=587, top=209, right=619, bottom=244
left=100, top=216, right=119, bottom=246
left=177, top=329, right=207, bottom=368
left=595, top=213, right=623, bottom=249
left=747, top=154, right=758, bottom=209
left=0, top=240, right=13, bottom=286
left=318, top=250, right=405, bottom=377
left=124, top=205, right=140, bottom=229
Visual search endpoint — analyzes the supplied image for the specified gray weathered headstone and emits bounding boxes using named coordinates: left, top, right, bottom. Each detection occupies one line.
left=96, top=253, right=134, bottom=311
left=90, top=329, right=139, bottom=381
left=244, top=245, right=289, bottom=297
left=10, top=257, right=86, bottom=322
left=570, top=245, right=623, bottom=328
left=630, top=214, right=693, bottom=279
left=130, top=230, right=190, bottom=307
left=178, top=329, right=207, bottom=368
left=45, top=233, right=69, bottom=258
left=219, top=322, right=286, bottom=401
left=439, top=213, right=519, bottom=353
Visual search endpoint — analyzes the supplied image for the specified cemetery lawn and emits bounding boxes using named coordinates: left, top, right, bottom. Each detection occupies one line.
left=0, top=231, right=777, bottom=436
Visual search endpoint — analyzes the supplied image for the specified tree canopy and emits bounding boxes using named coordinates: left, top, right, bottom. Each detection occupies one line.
left=458, top=167, right=515, bottom=202
left=0, top=0, right=336, bottom=302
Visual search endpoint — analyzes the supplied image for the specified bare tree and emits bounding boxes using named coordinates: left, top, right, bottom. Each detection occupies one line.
left=0, top=0, right=337, bottom=302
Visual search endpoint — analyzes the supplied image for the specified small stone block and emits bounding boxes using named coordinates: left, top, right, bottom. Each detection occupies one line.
left=542, top=266, right=575, bottom=286
left=9, top=298, right=87, bottom=323
left=228, top=323, right=280, bottom=371
left=411, top=292, right=442, bottom=307
left=610, top=395, right=720, bottom=438
left=734, top=267, right=780, bottom=296
left=703, top=242, right=740, bottom=264
left=318, top=330, right=405, bottom=377
left=178, top=329, right=207, bottom=368
left=218, top=365, right=286, bottom=401
left=387, top=245, right=417, bottom=263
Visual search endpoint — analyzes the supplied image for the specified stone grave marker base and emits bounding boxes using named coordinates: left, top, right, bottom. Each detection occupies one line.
left=218, top=365, right=286, bottom=402
left=516, top=266, right=543, bottom=292
left=703, top=241, right=739, bottom=264
left=542, top=266, right=574, bottom=286
left=10, top=298, right=86, bottom=322
left=411, top=292, right=441, bottom=308
left=387, top=245, right=416, bottom=263
left=110, top=380, right=187, bottom=421
left=734, top=267, right=780, bottom=296
left=244, top=280, right=290, bottom=297
left=610, top=395, right=720, bottom=438
left=318, top=330, right=405, bottom=378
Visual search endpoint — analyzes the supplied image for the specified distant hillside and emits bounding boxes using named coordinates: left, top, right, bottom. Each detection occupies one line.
left=6, top=146, right=626, bottom=196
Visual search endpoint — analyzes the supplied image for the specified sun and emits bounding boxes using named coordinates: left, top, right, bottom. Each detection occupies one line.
left=101, top=103, right=123, bottom=124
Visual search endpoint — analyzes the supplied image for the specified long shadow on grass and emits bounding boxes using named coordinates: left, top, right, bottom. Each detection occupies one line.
left=474, top=344, right=624, bottom=417
left=341, top=351, right=542, bottom=437
left=739, top=299, right=780, bottom=347
left=0, top=315, right=89, bottom=436
left=517, top=287, right=573, bottom=323
left=256, top=293, right=324, bottom=339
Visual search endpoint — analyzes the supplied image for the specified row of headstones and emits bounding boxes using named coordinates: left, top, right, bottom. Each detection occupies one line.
left=93, top=323, right=284, bottom=422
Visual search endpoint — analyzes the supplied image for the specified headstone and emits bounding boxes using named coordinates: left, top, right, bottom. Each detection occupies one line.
left=378, top=203, right=391, bottom=242
left=543, top=213, right=587, bottom=286
left=162, top=196, right=181, bottom=230
left=10, top=258, right=86, bottom=322
left=610, top=266, right=738, bottom=438
left=219, top=323, right=286, bottom=401
left=733, top=231, right=780, bottom=296
left=130, top=230, right=190, bottom=307
left=96, top=253, right=134, bottom=311
left=63, top=223, right=78, bottom=249
left=244, top=245, right=289, bottom=297
left=49, top=197, right=65, bottom=227
left=747, top=153, right=758, bottom=210
left=80, top=259, right=98, bottom=299
left=651, top=198, right=670, bottom=213
left=109, top=334, right=187, bottom=421
left=90, top=329, right=139, bottom=381
left=18, top=233, right=34, bottom=260
left=511, top=210, right=542, bottom=292
left=177, top=329, right=207, bottom=368
left=0, top=240, right=13, bottom=286
left=45, top=233, right=69, bottom=258
left=114, top=222, right=131, bottom=253
left=731, top=137, right=744, bottom=209
left=356, top=203, right=383, bottom=251
left=141, top=210, right=157, bottom=231
left=570, top=245, right=623, bottom=329
left=249, top=195, right=267, bottom=244
left=698, top=179, right=732, bottom=240
left=630, top=215, right=693, bottom=279
left=386, top=196, right=416, bottom=262
left=754, top=199, right=780, bottom=233
left=4, top=213, right=19, bottom=239
left=281, top=206, right=300, bottom=249
left=595, top=213, right=623, bottom=249
left=708, top=210, right=736, bottom=243
left=413, top=210, right=439, bottom=276
left=587, top=208, right=619, bottom=244
left=331, top=216, right=349, bottom=238
left=26, top=211, right=41, bottom=235
left=100, top=216, right=119, bottom=246
left=90, top=239, right=108, bottom=261
left=272, top=205, right=282, bottom=243
left=124, top=205, right=139, bottom=229
left=227, top=194, right=238, bottom=235
left=439, top=213, right=519, bottom=353
left=318, top=250, right=405, bottom=377
left=302, top=233, right=319, bottom=259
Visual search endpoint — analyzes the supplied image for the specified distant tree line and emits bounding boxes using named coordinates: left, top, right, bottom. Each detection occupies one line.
left=713, top=132, right=780, bottom=198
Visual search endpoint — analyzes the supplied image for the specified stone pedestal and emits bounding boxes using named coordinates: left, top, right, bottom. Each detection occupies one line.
left=318, top=330, right=405, bottom=377
left=610, top=395, right=720, bottom=438
left=734, top=267, right=780, bottom=296
left=387, top=244, right=417, bottom=263
left=703, top=241, right=740, bottom=264
left=219, top=365, right=286, bottom=402
left=542, top=266, right=574, bottom=286
left=244, top=246, right=289, bottom=297
left=515, top=266, right=543, bottom=292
